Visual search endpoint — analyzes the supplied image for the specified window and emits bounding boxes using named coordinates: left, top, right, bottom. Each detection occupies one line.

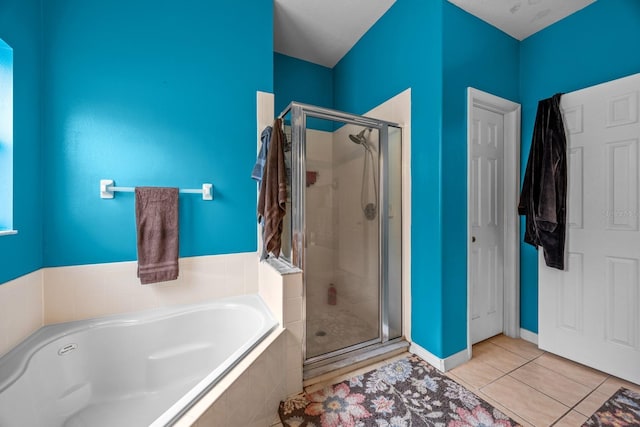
left=0, top=38, right=14, bottom=235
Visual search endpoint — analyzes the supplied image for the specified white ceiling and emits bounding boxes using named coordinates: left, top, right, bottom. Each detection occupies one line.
left=447, top=0, right=596, bottom=41
left=273, top=0, right=396, bottom=68
left=273, top=0, right=597, bottom=68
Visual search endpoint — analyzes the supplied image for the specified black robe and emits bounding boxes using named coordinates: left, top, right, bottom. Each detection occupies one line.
left=518, top=93, right=567, bottom=270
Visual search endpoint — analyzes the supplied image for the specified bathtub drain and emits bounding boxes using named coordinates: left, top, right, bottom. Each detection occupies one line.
left=58, top=343, right=78, bottom=356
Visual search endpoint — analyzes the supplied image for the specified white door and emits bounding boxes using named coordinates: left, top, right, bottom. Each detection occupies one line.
left=470, top=106, right=505, bottom=344
left=539, top=73, right=640, bottom=384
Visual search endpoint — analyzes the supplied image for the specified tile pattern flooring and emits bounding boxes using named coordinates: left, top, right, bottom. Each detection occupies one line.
left=446, top=335, right=640, bottom=426
left=271, top=335, right=640, bottom=426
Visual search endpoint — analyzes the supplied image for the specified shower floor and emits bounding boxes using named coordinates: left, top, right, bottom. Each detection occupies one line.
left=306, top=305, right=379, bottom=359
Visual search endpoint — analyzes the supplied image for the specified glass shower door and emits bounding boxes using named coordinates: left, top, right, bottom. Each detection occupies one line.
left=304, top=116, right=381, bottom=360
left=279, top=102, right=403, bottom=366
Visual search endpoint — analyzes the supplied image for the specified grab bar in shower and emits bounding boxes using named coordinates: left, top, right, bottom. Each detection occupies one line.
left=99, top=179, right=213, bottom=200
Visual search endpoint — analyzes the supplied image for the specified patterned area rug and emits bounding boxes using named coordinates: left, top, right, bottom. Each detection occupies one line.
left=582, top=387, right=640, bottom=426
left=279, top=354, right=520, bottom=426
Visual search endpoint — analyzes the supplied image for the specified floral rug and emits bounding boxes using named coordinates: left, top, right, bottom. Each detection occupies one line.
left=582, top=387, right=640, bottom=426
left=279, top=354, right=520, bottom=427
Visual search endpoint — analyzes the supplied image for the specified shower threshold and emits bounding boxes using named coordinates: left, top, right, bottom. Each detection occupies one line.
left=303, top=339, right=410, bottom=384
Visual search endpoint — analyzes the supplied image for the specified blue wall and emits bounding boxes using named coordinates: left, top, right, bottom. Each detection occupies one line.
left=0, top=0, right=43, bottom=284
left=519, top=0, right=640, bottom=332
left=41, top=0, right=273, bottom=267
left=333, top=0, right=446, bottom=356
left=274, top=53, right=333, bottom=116
left=274, top=52, right=334, bottom=131
left=441, top=2, right=520, bottom=355
left=332, top=0, right=519, bottom=358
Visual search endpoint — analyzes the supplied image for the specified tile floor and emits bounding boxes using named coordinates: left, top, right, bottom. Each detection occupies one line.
left=446, top=335, right=640, bottom=426
left=271, top=335, right=640, bottom=426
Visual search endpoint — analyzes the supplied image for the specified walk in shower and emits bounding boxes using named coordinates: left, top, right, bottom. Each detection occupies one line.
left=278, top=103, right=403, bottom=373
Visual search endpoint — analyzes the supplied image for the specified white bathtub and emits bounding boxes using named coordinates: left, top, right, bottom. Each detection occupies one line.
left=0, top=294, right=277, bottom=427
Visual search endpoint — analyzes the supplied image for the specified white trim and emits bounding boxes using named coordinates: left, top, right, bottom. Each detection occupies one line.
left=466, top=88, right=521, bottom=355
left=409, top=342, right=470, bottom=372
left=0, top=230, right=18, bottom=237
left=503, top=105, right=521, bottom=339
left=519, top=328, right=538, bottom=345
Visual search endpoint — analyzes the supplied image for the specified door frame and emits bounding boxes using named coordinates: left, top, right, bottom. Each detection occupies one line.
left=466, top=88, right=521, bottom=355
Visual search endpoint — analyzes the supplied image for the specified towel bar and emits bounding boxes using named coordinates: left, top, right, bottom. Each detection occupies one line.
left=100, top=179, right=213, bottom=200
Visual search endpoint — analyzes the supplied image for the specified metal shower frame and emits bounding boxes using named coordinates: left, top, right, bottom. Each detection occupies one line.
left=278, top=101, right=402, bottom=365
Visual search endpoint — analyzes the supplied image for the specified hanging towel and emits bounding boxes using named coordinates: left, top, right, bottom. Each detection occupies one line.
left=135, top=187, right=180, bottom=284
left=518, top=93, right=567, bottom=270
left=253, top=126, right=274, bottom=260
left=251, top=126, right=273, bottom=183
left=258, top=118, right=287, bottom=258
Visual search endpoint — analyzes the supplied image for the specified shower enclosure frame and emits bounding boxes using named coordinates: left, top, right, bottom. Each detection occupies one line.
left=278, top=102, right=402, bottom=366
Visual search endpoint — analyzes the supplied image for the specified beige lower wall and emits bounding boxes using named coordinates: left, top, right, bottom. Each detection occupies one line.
left=258, top=260, right=304, bottom=397
left=43, top=252, right=258, bottom=324
left=0, top=252, right=259, bottom=356
left=0, top=270, right=43, bottom=357
left=181, top=329, right=287, bottom=427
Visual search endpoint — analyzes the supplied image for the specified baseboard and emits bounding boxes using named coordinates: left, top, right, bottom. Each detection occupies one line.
left=519, top=328, right=538, bottom=345
left=409, top=343, right=469, bottom=372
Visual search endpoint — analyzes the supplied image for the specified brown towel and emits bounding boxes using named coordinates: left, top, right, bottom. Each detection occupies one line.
left=258, top=118, right=287, bottom=257
left=135, top=187, right=179, bottom=284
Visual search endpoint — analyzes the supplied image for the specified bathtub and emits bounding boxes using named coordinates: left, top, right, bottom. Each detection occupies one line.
left=0, top=294, right=277, bottom=427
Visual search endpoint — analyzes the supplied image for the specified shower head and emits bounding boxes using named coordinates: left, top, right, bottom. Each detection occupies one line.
left=349, top=128, right=371, bottom=146
left=349, top=133, right=365, bottom=145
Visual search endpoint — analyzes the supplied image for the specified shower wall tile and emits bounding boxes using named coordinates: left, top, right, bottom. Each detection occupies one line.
left=223, top=255, right=245, bottom=297
left=284, top=297, right=302, bottom=323
left=284, top=321, right=303, bottom=347
left=258, top=260, right=284, bottom=325
left=286, top=364, right=304, bottom=399
left=258, top=260, right=304, bottom=397
left=283, top=275, right=302, bottom=299
left=306, top=129, right=336, bottom=252
left=257, top=91, right=274, bottom=133
left=243, top=254, right=259, bottom=294
left=284, top=301, right=303, bottom=395
left=284, top=320, right=303, bottom=349
left=334, top=153, right=373, bottom=281
left=0, top=270, right=43, bottom=357
left=307, top=129, right=333, bottom=163
left=304, top=246, right=334, bottom=306
left=43, top=252, right=259, bottom=325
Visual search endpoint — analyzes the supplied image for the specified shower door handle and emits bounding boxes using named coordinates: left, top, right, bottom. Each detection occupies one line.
left=471, top=236, right=476, bottom=243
